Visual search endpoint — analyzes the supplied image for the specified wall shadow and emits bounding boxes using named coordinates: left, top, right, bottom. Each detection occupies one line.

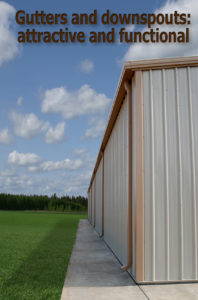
left=64, top=220, right=136, bottom=288
left=1, top=220, right=75, bottom=300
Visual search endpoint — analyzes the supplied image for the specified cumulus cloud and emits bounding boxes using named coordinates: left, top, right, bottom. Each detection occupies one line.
left=123, top=0, right=198, bottom=61
left=39, top=159, right=82, bottom=172
left=0, top=1, right=19, bottom=66
left=41, top=84, right=111, bottom=119
left=72, top=148, right=86, bottom=156
left=16, top=96, right=23, bottom=106
left=0, top=173, right=48, bottom=195
left=1, top=168, right=16, bottom=177
left=63, top=170, right=92, bottom=195
left=72, top=148, right=95, bottom=169
left=10, top=111, right=49, bottom=139
left=45, top=122, right=65, bottom=144
left=7, top=150, right=83, bottom=172
left=8, top=150, right=41, bottom=166
left=79, top=59, right=94, bottom=73
left=2, top=148, right=95, bottom=196
left=85, top=119, right=106, bottom=139
left=0, top=170, right=90, bottom=196
left=0, top=128, right=12, bottom=145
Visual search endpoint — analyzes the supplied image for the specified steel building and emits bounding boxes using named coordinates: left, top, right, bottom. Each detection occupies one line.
left=88, top=56, right=198, bottom=283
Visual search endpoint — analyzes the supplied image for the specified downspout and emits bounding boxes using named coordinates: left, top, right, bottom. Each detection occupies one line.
left=121, top=80, right=133, bottom=272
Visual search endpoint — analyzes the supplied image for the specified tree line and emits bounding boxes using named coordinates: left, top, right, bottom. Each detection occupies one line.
left=0, top=193, right=87, bottom=212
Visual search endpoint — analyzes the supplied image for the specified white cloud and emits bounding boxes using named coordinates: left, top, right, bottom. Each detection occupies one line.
left=1, top=168, right=16, bottom=177
left=72, top=148, right=86, bottom=156
left=45, top=122, right=65, bottom=144
left=2, top=148, right=95, bottom=196
left=123, top=0, right=198, bottom=60
left=0, top=1, right=19, bottom=66
left=16, top=96, right=23, bottom=106
left=85, top=119, right=106, bottom=139
left=41, top=84, right=111, bottom=119
left=63, top=170, right=92, bottom=195
left=10, top=111, right=49, bottom=139
left=72, top=148, right=95, bottom=171
left=79, top=59, right=94, bottom=73
left=39, top=158, right=82, bottom=172
left=0, top=128, right=12, bottom=145
left=0, top=173, right=47, bottom=195
left=7, top=150, right=83, bottom=172
left=0, top=171, right=89, bottom=196
left=29, top=158, right=83, bottom=172
left=8, top=150, right=41, bottom=166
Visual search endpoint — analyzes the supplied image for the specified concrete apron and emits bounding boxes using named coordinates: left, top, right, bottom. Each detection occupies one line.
left=61, top=220, right=198, bottom=300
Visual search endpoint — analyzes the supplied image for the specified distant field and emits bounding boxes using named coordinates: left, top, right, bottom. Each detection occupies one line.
left=0, top=211, right=86, bottom=300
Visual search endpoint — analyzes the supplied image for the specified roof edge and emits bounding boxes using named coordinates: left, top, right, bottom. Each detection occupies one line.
left=124, top=56, right=198, bottom=71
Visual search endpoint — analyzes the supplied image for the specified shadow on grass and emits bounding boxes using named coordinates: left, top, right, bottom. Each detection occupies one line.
left=1, top=220, right=77, bottom=300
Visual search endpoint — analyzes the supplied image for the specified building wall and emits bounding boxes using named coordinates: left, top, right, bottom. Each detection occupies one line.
left=88, top=190, right=91, bottom=222
left=143, top=67, right=198, bottom=281
left=131, top=77, right=136, bottom=278
left=91, top=180, right=95, bottom=226
left=95, top=158, right=103, bottom=235
left=103, top=95, right=129, bottom=266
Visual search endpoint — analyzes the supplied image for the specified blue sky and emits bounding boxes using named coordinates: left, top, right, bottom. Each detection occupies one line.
left=0, top=0, right=196, bottom=196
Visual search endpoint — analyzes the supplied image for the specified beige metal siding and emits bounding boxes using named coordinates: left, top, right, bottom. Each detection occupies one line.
left=88, top=189, right=91, bottom=223
left=88, top=190, right=90, bottom=222
left=95, top=158, right=103, bottom=235
left=191, top=67, right=198, bottom=281
left=131, top=77, right=136, bottom=278
left=104, top=95, right=128, bottom=266
left=93, top=179, right=96, bottom=227
left=91, top=182, right=95, bottom=226
left=90, top=186, right=92, bottom=225
left=89, top=187, right=91, bottom=224
left=143, top=67, right=198, bottom=281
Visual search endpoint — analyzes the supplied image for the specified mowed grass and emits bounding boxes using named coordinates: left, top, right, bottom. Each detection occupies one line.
left=0, top=211, right=87, bottom=300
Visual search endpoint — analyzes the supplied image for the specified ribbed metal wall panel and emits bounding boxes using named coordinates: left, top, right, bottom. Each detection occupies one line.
left=88, top=190, right=90, bottom=222
left=90, top=186, right=92, bottom=225
left=104, top=95, right=128, bottom=266
left=95, top=158, right=103, bottom=235
left=89, top=190, right=91, bottom=224
left=131, top=79, right=136, bottom=278
left=143, top=67, right=198, bottom=281
left=93, top=179, right=96, bottom=227
left=91, top=181, right=95, bottom=226
left=190, top=67, right=198, bottom=281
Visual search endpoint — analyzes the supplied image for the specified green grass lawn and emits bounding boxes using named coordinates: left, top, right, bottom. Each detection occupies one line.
left=0, top=211, right=87, bottom=300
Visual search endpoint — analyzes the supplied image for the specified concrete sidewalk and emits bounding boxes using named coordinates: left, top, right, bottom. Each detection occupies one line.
left=61, top=220, right=198, bottom=300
